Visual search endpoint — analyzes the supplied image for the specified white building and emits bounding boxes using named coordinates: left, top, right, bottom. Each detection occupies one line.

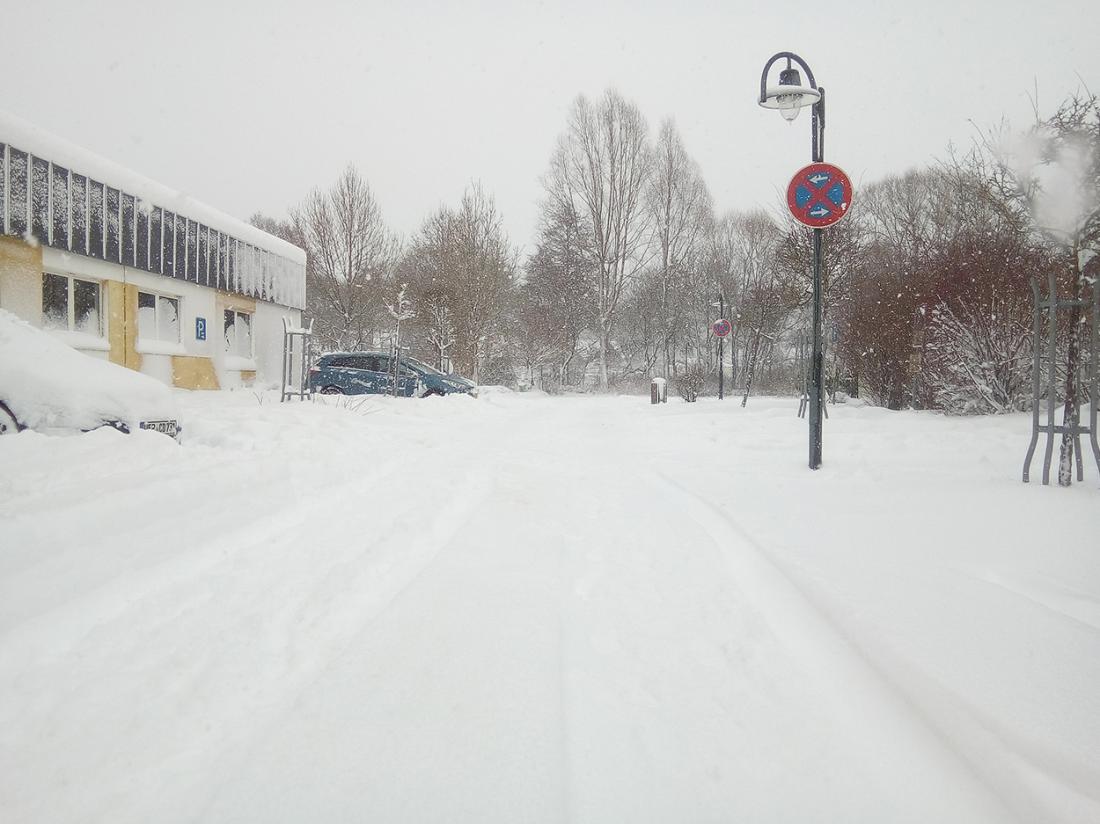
left=0, top=111, right=305, bottom=390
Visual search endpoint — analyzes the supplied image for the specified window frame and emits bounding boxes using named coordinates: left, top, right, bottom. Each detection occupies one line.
left=222, top=308, right=254, bottom=359
left=42, top=272, right=104, bottom=336
left=136, top=288, right=182, bottom=344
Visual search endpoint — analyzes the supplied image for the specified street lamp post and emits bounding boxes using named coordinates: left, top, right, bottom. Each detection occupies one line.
left=758, top=51, right=826, bottom=470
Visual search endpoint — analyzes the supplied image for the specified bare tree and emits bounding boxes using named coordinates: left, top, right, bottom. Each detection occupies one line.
left=725, top=211, right=796, bottom=405
left=521, top=197, right=596, bottom=388
left=403, top=184, right=516, bottom=382
left=543, top=90, right=653, bottom=390
left=646, top=119, right=713, bottom=377
left=402, top=206, right=457, bottom=371
left=291, top=166, right=399, bottom=352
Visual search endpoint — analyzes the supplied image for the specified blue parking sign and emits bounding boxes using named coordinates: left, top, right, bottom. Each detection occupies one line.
left=195, top=317, right=207, bottom=341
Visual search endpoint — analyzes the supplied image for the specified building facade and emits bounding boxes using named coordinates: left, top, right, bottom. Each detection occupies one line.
left=0, top=112, right=305, bottom=390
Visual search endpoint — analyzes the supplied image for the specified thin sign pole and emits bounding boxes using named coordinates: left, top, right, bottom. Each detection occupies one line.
left=718, top=293, right=725, bottom=400
left=810, top=228, right=824, bottom=469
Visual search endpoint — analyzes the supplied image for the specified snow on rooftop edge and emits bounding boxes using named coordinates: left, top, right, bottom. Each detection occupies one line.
left=0, top=108, right=305, bottom=267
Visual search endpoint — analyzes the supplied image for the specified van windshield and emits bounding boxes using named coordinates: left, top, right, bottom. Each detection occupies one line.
left=404, top=357, right=446, bottom=377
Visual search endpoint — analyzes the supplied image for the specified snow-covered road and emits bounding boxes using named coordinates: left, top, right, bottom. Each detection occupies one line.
left=2, top=391, right=1098, bottom=823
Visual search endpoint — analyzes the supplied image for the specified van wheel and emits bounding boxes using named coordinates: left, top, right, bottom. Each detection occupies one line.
left=320, top=385, right=344, bottom=395
left=0, top=401, right=22, bottom=435
left=421, top=388, right=443, bottom=398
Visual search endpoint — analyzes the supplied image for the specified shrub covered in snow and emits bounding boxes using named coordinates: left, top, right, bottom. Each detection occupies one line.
left=924, top=297, right=1033, bottom=415
left=675, top=363, right=706, bottom=403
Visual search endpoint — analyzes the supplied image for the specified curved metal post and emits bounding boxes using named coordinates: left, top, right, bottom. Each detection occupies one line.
left=759, top=50, right=826, bottom=469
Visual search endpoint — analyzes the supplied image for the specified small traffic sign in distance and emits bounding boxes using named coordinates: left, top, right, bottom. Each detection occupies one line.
left=787, top=162, right=854, bottom=229
left=712, top=318, right=732, bottom=338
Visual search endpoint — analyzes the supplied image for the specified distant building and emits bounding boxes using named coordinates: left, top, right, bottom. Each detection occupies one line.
left=0, top=111, right=305, bottom=389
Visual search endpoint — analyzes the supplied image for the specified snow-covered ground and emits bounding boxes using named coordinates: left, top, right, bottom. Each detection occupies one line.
left=1, top=390, right=1097, bottom=823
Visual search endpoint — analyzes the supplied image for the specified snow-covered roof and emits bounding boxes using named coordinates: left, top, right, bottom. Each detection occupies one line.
left=0, top=109, right=304, bottom=266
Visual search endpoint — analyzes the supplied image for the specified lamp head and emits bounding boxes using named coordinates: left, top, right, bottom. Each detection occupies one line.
left=759, top=57, right=821, bottom=119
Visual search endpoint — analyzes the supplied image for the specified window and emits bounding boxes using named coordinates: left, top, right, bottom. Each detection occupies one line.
left=138, top=290, right=180, bottom=343
left=223, top=309, right=252, bottom=357
left=88, top=180, right=105, bottom=259
left=121, top=194, right=135, bottom=265
left=175, top=218, right=187, bottom=280
left=197, top=224, right=209, bottom=285
left=162, top=211, right=175, bottom=277
left=105, top=187, right=121, bottom=262
left=216, top=232, right=227, bottom=289
left=150, top=206, right=163, bottom=273
left=31, top=157, right=50, bottom=244
left=136, top=201, right=150, bottom=270
left=186, top=220, right=198, bottom=282
left=51, top=164, right=70, bottom=250
left=42, top=273, right=102, bottom=335
left=8, top=149, right=28, bottom=236
left=71, top=174, right=88, bottom=255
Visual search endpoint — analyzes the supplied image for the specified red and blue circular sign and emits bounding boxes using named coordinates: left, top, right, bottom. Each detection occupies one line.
left=787, top=163, right=853, bottom=229
left=712, top=319, right=732, bottom=338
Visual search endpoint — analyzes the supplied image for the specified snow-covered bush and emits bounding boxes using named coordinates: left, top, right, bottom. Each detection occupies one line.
left=924, top=297, right=1033, bottom=414
left=675, top=363, right=706, bottom=402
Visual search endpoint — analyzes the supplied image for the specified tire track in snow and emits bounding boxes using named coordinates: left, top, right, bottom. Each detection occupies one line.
left=653, top=468, right=1023, bottom=824
left=0, top=424, right=496, bottom=824
left=190, top=458, right=498, bottom=823
left=195, top=447, right=573, bottom=822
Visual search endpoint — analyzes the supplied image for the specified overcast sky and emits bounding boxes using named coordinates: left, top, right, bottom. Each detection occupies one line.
left=5, top=0, right=1099, bottom=254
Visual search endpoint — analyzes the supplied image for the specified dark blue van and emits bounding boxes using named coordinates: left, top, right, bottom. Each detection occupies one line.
left=310, top=352, right=477, bottom=398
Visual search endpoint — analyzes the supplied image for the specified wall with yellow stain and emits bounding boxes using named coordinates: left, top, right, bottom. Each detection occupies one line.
left=171, top=356, right=220, bottom=390
left=0, top=237, right=44, bottom=322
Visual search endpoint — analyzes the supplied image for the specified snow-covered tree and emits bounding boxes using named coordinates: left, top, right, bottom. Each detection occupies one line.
left=542, top=90, right=653, bottom=390
left=993, top=93, right=1100, bottom=484
left=291, top=166, right=399, bottom=352
left=646, top=119, right=713, bottom=378
left=403, top=184, right=516, bottom=383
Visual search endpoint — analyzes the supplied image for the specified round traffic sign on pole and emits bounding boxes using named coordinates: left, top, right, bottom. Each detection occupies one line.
left=712, top=318, right=732, bottom=338
left=787, top=162, right=853, bottom=229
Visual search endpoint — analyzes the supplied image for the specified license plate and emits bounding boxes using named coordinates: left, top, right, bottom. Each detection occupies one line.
left=141, top=420, right=179, bottom=437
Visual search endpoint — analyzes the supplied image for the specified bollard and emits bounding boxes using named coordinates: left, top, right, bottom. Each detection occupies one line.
left=651, top=377, right=667, bottom=404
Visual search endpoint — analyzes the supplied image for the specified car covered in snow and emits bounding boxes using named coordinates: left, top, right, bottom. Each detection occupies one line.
left=0, top=309, right=181, bottom=439
left=310, top=352, right=477, bottom=398
left=402, top=356, right=478, bottom=397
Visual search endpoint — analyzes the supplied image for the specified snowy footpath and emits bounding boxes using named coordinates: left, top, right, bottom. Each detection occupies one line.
left=1, top=390, right=1098, bottom=823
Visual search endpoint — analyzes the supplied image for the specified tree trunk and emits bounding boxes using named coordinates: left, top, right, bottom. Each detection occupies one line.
left=598, top=328, right=610, bottom=391
left=1058, top=253, right=1083, bottom=486
left=741, top=332, right=762, bottom=407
